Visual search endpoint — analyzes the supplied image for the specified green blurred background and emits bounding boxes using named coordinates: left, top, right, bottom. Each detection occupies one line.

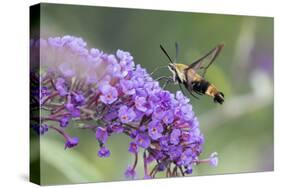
left=30, top=3, right=274, bottom=185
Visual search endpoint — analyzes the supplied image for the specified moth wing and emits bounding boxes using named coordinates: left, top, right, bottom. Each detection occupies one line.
left=187, top=43, right=224, bottom=77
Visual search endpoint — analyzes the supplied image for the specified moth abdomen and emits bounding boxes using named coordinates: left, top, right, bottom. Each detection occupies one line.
left=214, top=92, right=224, bottom=104
left=192, top=80, right=210, bottom=94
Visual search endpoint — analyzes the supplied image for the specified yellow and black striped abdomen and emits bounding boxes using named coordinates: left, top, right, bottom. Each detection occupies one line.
left=205, top=83, right=218, bottom=97
left=205, top=83, right=224, bottom=104
left=192, top=79, right=224, bottom=104
left=192, top=79, right=212, bottom=95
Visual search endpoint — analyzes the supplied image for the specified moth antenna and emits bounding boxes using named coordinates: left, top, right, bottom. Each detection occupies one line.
left=160, top=44, right=174, bottom=64
left=175, top=42, right=179, bottom=63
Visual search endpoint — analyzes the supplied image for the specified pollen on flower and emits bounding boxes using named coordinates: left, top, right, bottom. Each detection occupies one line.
left=31, top=35, right=217, bottom=179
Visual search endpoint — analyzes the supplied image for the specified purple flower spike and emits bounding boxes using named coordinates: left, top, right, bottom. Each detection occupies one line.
left=99, top=84, right=118, bottom=104
left=33, top=35, right=215, bottom=178
left=96, top=127, right=108, bottom=144
left=65, top=136, right=79, bottom=149
left=118, top=105, right=136, bottom=123
left=128, top=142, right=138, bottom=154
left=209, top=152, right=218, bottom=167
left=148, top=120, right=163, bottom=140
left=124, top=166, right=136, bottom=179
left=135, top=133, right=151, bottom=149
left=98, top=146, right=110, bottom=158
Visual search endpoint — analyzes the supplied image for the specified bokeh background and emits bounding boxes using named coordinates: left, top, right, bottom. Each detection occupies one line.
left=30, top=3, right=274, bottom=185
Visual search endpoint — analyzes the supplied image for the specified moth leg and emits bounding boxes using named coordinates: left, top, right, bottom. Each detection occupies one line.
left=163, top=79, right=173, bottom=89
left=188, top=84, right=200, bottom=99
left=196, top=90, right=203, bottom=95
left=187, top=87, right=200, bottom=99
left=155, top=76, right=174, bottom=89
left=156, top=76, right=173, bottom=82
left=178, top=82, right=199, bottom=99
left=178, top=83, right=188, bottom=96
left=194, top=90, right=203, bottom=95
left=184, top=85, right=199, bottom=99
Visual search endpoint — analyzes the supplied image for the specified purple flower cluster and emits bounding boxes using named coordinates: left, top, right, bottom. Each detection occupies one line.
left=30, top=36, right=218, bottom=179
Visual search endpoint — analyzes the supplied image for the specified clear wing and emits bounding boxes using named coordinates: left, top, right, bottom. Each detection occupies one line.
left=187, top=43, right=224, bottom=77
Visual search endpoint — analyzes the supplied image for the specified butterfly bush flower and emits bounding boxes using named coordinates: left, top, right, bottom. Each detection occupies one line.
left=30, top=35, right=218, bottom=179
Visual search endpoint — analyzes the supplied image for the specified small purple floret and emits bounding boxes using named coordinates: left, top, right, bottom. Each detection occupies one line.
left=31, top=124, right=49, bottom=135
left=128, top=142, right=138, bottom=154
left=108, top=123, right=124, bottom=134
left=99, top=84, right=118, bottom=104
left=98, top=146, right=110, bottom=158
left=59, top=116, right=69, bottom=128
left=73, top=93, right=85, bottom=105
left=209, top=152, right=219, bottom=167
left=55, top=78, right=68, bottom=96
left=170, top=129, right=181, bottom=145
left=65, top=136, right=79, bottom=149
left=120, top=79, right=136, bottom=95
left=135, top=133, right=151, bottom=149
left=118, top=105, right=136, bottom=123
left=96, top=127, right=108, bottom=144
left=148, top=120, right=163, bottom=140
left=135, top=96, right=147, bottom=112
left=124, top=166, right=136, bottom=179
